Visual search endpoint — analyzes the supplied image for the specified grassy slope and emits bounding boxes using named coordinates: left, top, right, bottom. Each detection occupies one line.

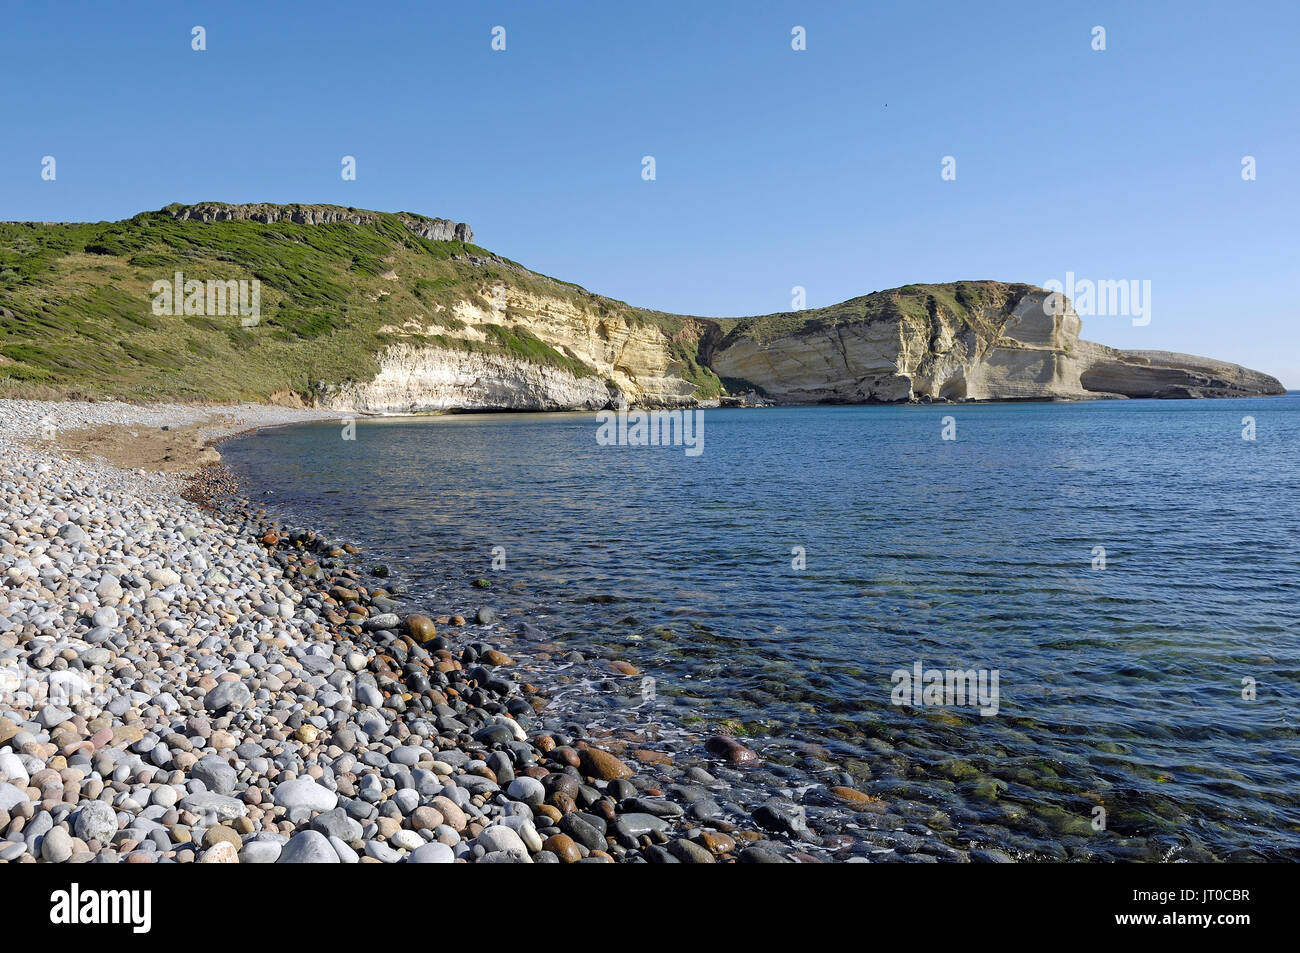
left=0, top=207, right=727, bottom=401
left=0, top=205, right=1012, bottom=403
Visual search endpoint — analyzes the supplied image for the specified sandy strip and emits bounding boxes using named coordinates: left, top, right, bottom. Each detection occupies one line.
left=1, top=399, right=343, bottom=475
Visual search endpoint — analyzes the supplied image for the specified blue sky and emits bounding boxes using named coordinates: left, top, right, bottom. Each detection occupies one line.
left=3, top=1, right=1297, bottom=383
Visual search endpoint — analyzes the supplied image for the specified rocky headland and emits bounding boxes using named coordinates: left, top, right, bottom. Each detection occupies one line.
left=0, top=206, right=1283, bottom=413
left=708, top=284, right=1285, bottom=403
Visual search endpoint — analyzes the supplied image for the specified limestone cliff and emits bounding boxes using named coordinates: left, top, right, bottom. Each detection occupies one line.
left=707, top=283, right=1284, bottom=404
left=1074, top=348, right=1286, bottom=399
left=326, top=281, right=708, bottom=414
left=326, top=279, right=1283, bottom=412
left=328, top=344, right=616, bottom=413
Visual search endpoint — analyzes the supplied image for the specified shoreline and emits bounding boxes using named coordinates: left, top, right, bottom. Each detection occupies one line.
left=24, top=396, right=1289, bottom=862
left=211, top=410, right=1021, bottom=863
left=0, top=398, right=851, bottom=863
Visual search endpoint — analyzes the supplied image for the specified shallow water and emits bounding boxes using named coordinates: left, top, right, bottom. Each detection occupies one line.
left=223, top=397, right=1300, bottom=860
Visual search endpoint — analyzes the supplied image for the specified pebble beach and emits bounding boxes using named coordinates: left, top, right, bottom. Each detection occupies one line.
left=0, top=398, right=933, bottom=864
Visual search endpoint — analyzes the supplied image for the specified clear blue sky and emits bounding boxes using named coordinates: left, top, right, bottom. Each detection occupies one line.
left=3, top=0, right=1297, bottom=383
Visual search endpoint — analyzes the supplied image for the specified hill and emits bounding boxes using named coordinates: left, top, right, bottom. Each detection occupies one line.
left=0, top=205, right=1282, bottom=408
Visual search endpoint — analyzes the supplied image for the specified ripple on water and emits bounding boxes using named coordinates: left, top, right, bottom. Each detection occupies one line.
left=220, top=399, right=1300, bottom=860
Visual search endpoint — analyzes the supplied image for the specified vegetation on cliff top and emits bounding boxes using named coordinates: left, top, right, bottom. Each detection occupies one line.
left=0, top=204, right=1020, bottom=403
left=0, top=206, right=735, bottom=402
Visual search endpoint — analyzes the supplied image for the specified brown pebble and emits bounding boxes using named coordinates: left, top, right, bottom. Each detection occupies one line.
left=698, top=831, right=736, bottom=854
left=405, top=614, right=437, bottom=643
left=633, top=749, right=672, bottom=766
left=534, top=804, right=562, bottom=825
left=410, top=806, right=444, bottom=831
left=544, top=833, right=582, bottom=863
left=202, top=825, right=241, bottom=850
left=579, top=747, right=634, bottom=781
left=704, top=735, right=760, bottom=765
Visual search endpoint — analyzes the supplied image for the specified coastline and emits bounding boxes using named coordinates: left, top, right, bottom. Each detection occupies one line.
left=0, top=398, right=865, bottom=863
left=11, top=396, right=1297, bottom=863
left=214, top=399, right=1300, bottom=864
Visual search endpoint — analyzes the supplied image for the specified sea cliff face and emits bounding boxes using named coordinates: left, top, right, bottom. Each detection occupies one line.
left=706, top=285, right=1284, bottom=404
left=328, top=344, right=616, bottom=413
left=708, top=286, right=1097, bottom=403
left=1074, top=348, right=1287, bottom=399
left=328, top=283, right=704, bottom=413
left=329, top=279, right=1283, bottom=414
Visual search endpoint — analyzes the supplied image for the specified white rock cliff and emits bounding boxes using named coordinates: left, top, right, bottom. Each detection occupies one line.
left=329, top=344, right=615, bottom=413
left=709, top=286, right=1283, bottom=404
left=327, top=281, right=1283, bottom=413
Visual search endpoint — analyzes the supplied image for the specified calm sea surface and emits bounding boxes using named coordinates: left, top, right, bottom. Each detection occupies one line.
left=223, top=397, right=1300, bottom=860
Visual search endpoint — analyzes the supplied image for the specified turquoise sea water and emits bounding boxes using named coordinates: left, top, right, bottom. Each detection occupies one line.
left=223, top=396, right=1300, bottom=860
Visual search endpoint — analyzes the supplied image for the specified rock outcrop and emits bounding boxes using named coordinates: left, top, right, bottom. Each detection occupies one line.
left=327, top=344, right=616, bottom=413
left=331, top=283, right=704, bottom=413
left=708, top=283, right=1283, bottom=403
left=164, top=202, right=472, bottom=243
left=1075, top=348, right=1285, bottom=399
left=329, top=279, right=1282, bottom=413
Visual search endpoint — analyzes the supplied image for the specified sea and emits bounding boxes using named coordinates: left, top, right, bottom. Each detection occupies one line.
left=221, top=395, right=1300, bottom=860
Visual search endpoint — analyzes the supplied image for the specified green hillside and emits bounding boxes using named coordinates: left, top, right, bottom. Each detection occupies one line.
left=0, top=204, right=722, bottom=401
left=0, top=203, right=1024, bottom=405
